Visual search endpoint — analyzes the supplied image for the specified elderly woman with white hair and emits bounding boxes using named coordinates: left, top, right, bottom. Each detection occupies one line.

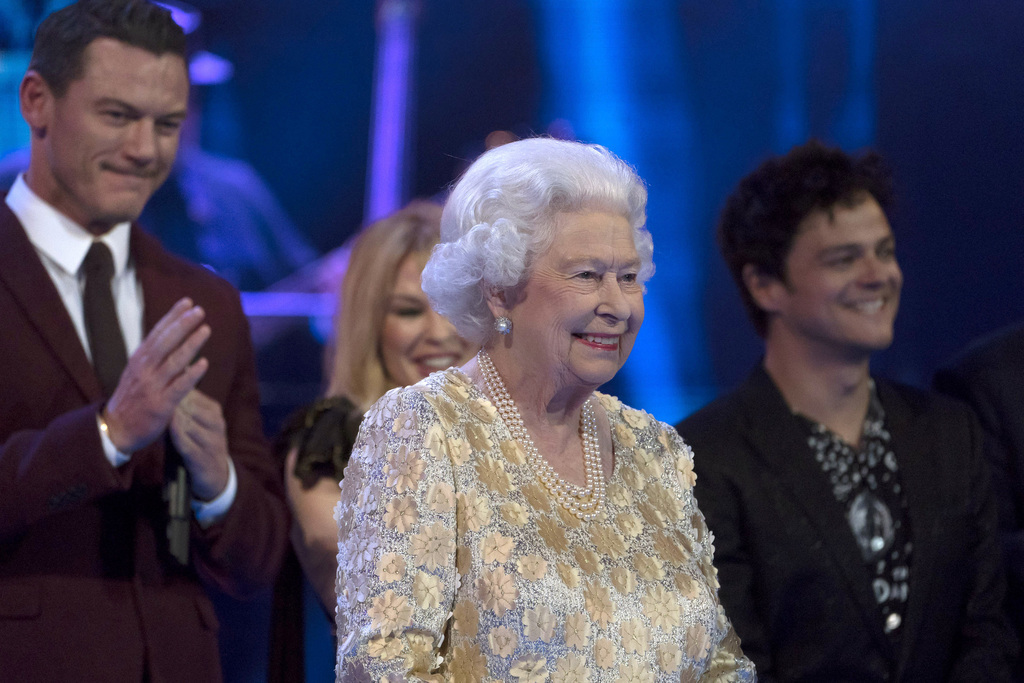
left=334, top=138, right=755, bottom=682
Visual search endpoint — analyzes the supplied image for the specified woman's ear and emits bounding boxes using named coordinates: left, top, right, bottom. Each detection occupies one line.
left=484, top=286, right=510, bottom=320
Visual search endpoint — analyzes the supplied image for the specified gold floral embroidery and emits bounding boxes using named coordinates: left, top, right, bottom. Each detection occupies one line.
left=481, top=532, right=515, bottom=564
left=384, top=446, right=425, bottom=492
left=383, top=495, right=418, bottom=532
left=457, top=489, right=492, bottom=532
left=424, top=391, right=459, bottom=430
left=477, top=455, right=512, bottom=495
left=654, top=530, right=692, bottom=567
left=607, top=482, right=634, bottom=507
left=610, top=566, right=636, bottom=595
left=468, top=397, right=497, bottom=423
left=685, top=623, right=712, bottom=662
left=557, top=504, right=583, bottom=529
left=465, top=422, right=494, bottom=452
left=676, top=451, right=697, bottom=490
left=643, top=584, right=681, bottom=630
left=691, top=512, right=707, bottom=543
left=500, top=439, right=527, bottom=466
left=392, top=409, right=418, bottom=438
left=536, top=515, right=569, bottom=553
left=521, top=481, right=552, bottom=513
left=501, top=501, right=530, bottom=527
left=412, top=571, right=441, bottom=608
left=616, top=512, right=643, bottom=539
left=488, top=625, right=518, bottom=657
left=447, top=437, right=472, bottom=466
left=616, top=659, right=654, bottom=683
left=516, top=554, right=548, bottom=581
left=590, top=525, right=627, bottom=559
left=442, top=376, right=471, bottom=403
left=656, top=642, right=682, bottom=673
left=620, top=465, right=643, bottom=491
left=367, top=635, right=402, bottom=661
left=453, top=599, right=480, bottom=637
left=564, top=612, right=591, bottom=649
left=675, top=571, right=702, bottom=600
left=343, top=525, right=379, bottom=574
left=583, top=581, right=614, bottom=628
left=376, top=553, right=406, bottom=583
left=632, top=448, right=663, bottom=479
left=557, top=562, right=581, bottom=589
left=552, top=652, right=591, bottom=683
left=700, top=554, right=721, bottom=590
left=355, top=482, right=380, bottom=514
left=409, top=521, right=455, bottom=570
left=367, top=590, right=413, bottom=637
left=638, top=501, right=667, bottom=529
left=510, top=655, right=550, bottom=683
left=424, top=424, right=447, bottom=460
left=633, top=554, right=665, bottom=582
left=523, top=604, right=557, bottom=642
left=614, top=422, right=637, bottom=449
left=448, top=641, right=487, bottom=683
left=623, top=408, right=649, bottom=430
left=477, top=566, right=519, bottom=616
left=646, top=481, right=682, bottom=521
left=403, top=632, right=436, bottom=672
left=620, top=618, right=650, bottom=655
left=425, top=481, right=455, bottom=513
left=593, top=638, right=615, bottom=669
left=575, top=546, right=604, bottom=575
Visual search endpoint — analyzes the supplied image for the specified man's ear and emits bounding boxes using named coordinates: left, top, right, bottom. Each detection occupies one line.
left=742, top=263, right=786, bottom=315
left=20, top=71, right=53, bottom=139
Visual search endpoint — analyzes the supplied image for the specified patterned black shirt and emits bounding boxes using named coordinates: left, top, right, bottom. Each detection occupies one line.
left=799, top=383, right=913, bottom=642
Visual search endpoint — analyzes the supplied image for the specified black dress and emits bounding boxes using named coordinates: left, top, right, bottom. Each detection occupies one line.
left=268, top=396, right=363, bottom=683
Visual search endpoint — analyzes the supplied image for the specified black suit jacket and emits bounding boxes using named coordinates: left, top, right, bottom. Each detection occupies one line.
left=0, top=203, right=289, bottom=682
left=677, top=365, right=1016, bottom=682
left=936, top=324, right=1024, bottom=671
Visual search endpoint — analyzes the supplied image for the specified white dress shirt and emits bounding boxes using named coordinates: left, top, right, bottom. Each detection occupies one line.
left=5, top=174, right=236, bottom=523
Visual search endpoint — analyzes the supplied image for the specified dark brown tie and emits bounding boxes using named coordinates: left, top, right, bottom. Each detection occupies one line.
left=82, top=242, right=128, bottom=396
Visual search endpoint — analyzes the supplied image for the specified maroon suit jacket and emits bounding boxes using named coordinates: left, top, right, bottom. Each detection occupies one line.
left=0, top=202, right=289, bottom=682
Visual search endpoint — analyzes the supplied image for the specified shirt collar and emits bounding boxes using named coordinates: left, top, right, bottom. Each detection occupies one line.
left=5, top=174, right=132, bottom=277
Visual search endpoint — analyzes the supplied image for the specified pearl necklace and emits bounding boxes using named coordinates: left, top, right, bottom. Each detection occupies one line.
left=477, top=351, right=606, bottom=521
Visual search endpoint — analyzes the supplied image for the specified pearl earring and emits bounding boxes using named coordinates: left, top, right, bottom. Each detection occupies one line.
left=494, top=316, right=512, bottom=335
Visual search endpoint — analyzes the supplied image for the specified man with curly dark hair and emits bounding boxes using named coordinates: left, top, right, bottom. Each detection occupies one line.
left=677, top=140, right=1017, bottom=681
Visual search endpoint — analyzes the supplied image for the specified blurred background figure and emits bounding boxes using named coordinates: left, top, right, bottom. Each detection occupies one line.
left=268, top=200, right=476, bottom=682
left=936, top=323, right=1024, bottom=679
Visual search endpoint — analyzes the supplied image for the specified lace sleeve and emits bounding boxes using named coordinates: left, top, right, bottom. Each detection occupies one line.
left=335, top=386, right=458, bottom=682
left=660, top=426, right=757, bottom=682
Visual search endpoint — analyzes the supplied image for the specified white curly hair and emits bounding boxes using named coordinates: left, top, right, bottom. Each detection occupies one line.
left=421, top=137, right=653, bottom=344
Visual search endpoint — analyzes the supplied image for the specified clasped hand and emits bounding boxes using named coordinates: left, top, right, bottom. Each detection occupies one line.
left=103, top=298, right=230, bottom=500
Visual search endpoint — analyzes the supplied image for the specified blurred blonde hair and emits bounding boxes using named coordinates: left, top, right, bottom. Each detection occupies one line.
left=325, top=201, right=443, bottom=410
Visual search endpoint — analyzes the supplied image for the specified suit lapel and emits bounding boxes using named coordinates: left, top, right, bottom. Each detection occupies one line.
left=878, top=382, right=941, bottom=672
left=0, top=203, right=102, bottom=401
left=739, top=366, right=894, bottom=656
left=131, top=225, right=182, bottom=334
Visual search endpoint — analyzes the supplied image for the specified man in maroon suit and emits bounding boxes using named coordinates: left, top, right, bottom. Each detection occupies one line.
left=0, top=1, right=289, bottom=680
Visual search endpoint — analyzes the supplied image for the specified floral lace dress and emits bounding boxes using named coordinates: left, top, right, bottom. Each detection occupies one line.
left=335, top=368, right=755, bottom=682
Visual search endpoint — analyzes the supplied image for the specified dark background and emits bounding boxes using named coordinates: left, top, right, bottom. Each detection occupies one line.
left=2, top=1, right=1022, bottom=680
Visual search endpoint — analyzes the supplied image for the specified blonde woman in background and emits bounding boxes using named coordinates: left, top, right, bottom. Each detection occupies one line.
left=269, top=202, right=476, bottom=681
